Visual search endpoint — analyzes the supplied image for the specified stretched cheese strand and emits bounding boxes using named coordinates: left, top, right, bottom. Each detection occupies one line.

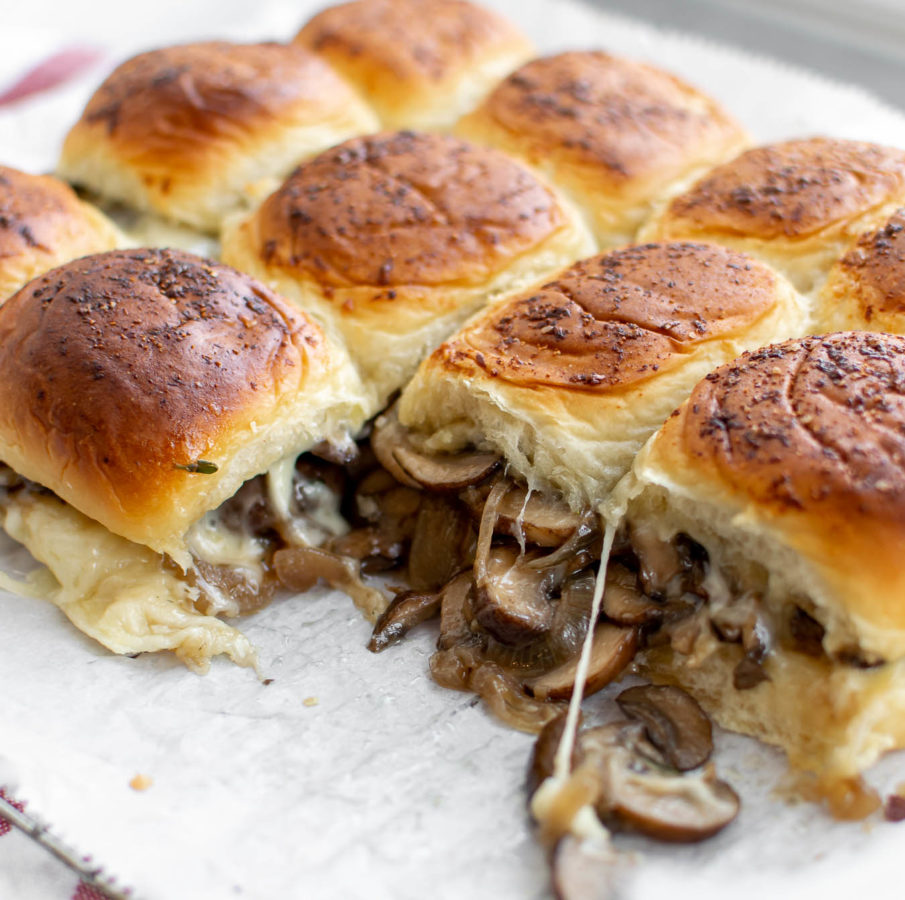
left=530, top=513, right=618, bottom=843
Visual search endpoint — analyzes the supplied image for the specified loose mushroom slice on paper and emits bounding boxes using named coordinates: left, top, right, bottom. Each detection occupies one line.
left=580, top=723, right=740, bottom=842
left=368, top=590, right=441, bottom=653
left=616, top=685, right=713, bottom=771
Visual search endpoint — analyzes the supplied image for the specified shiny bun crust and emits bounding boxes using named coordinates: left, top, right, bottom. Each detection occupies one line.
left=221, top=130, right=595, bottom=411
left=58, top=42, right=379, bottom=232
left=294, top=0, right=533, bottom=129
left=0, top=165, right=121, bottom=302
left=616, top=331, right=905, bottom=661
left=455, top=51, right=749, bottom=248
left=0, top=249, right=367, bottom=564
left=640, top=138, right=905, bottom=294
left=815, top=209, right=905, bottom=334
left=398, top=242, right=806, bottom=508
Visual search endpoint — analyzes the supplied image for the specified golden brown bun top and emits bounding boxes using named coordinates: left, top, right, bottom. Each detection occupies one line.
left=833, top=210, right=905, bottom=320
left=70, top=42, right=360, bottom=172
left=469, top=51, right=745, bottom=188
left=0, top=248, right=325, bottom=518
left=663, top=138, right=905, bottom=241
left=254, top=130, right=567, bottom=292
left=0, top=165, right=85, bottom=260
left=432, top=242, right=778, bottom=391
left=675, top=331, right=905, bottom=534
left=296, top=0, right=527, bottom=86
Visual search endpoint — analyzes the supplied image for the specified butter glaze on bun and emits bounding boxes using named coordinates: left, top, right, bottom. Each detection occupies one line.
left=455, top=51, right=749, bottom=248
left=0, top=165, right=121, bottom=302
left=815, top=209, right=905, bottom=334
left=58, top=42, right=379, bottom=232
left=640, top=137, right=905, bottom=294
left=294, top=0, right=533, bottom=129
left=221, top=130, right=595, bottom=410
left=398, top=241, right=806, bottom=508
left=613, top=331, right=905, bottom=774
left=0, top=248, right=367, bottom=564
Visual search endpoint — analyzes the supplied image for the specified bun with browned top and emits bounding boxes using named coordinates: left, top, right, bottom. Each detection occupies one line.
left=294, top=0, right=533, bottom=130
left=221, top=129, right=595, bottom=411
left=58, top=42, right=379, bottom=232
left=815, top=208, right=905, bottom=334
left=0, top=165, right=121, bottom=302
left=611, top=331, right=905, bottom=776
left=0, top=248, right=367, bottom=565
left=398, top=241, right=806, bottom=509
left=455, top=51, right=749, bottom=248
left=640, top=137, right=905, bottom=294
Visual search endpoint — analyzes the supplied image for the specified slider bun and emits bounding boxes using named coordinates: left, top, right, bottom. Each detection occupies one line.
left=639, top=642, right=905, bottom=778
left=221, top=130, right=595, bottom=411
left=815, top=209, right=905, bottom=334
left=614, top=331, right=905, bottom=663
left=455, top=51, right=749, bottom=248
left=58, top=42, right=379, bottom=232
left=640, top=137, right=905, bottom=294
left=0, top=165, right=121, bottom=302
left=294, top=0, right=533, bottom=130
left=0, top=249, right=368, bottom=565
left=398, top=242, right=806, bottom=509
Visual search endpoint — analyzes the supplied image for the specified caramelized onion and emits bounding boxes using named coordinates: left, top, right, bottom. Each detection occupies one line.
left=431, top=644, right=565, bottom=733
left=274, top=546, right=388, bottom=622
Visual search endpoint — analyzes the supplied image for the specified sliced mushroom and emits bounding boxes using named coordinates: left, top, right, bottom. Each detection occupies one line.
left=368, top=590, right=441, bottom=653
left=463, top=482, right=585, bottom=547
left=525, top=624, right=639, bottom=702
left=370, top=410, right=423, bottom=488
left=615, top=685, right=713, bottom=771
left=407, top=495, right=474, bottom=591
left=273, top=546, right=388, bottom=622
left=601, top=563, right=664, bottom=626
left=437, top=571, right=477, bottom=650
left=394, top=442, right=501, bottom=492
left=472, top=546, right=557, bottom=646
left=630, top=522, right=684, bottom=595
left=328, top=526, right=405, bottom=572
left=579, top=723, right=739, bottom=842
left=371, top=408, right=500, bottom=492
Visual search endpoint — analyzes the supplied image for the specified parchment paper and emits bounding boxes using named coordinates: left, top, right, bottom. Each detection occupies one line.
left=2, top=1, right=905, bottom=897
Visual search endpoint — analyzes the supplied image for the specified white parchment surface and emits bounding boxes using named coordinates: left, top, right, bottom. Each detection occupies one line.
left=2, top=1, right=905, bottom=897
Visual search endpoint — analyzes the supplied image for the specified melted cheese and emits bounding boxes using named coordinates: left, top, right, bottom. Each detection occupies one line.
left=265, top=455, right=349, bottom=547
left=0, top=491, right=257, bottom=674
left=530, top=516, right=618, bottom=844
